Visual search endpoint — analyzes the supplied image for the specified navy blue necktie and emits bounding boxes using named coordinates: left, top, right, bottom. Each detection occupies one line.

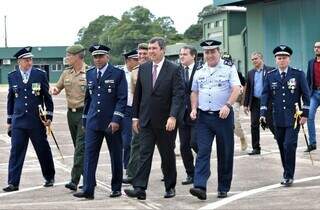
left=281, top=72, right=286, bottom=81
left=185, top=66, right=189, bottom=84
left=97, top=70, right=102, bottom=83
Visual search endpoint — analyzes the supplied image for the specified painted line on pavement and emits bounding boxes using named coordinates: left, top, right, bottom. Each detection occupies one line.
left=199, top=175, right=320, bottom=210
left=0, top=182, right=67, bottom=198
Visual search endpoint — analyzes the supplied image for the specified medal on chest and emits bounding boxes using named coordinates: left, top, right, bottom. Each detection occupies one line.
left=13, top=85, right=19, bottom=98
left=32, top=83, right=41, bottom=96
left=287, top=78, right=296, bottom=94
left=271, top=82, right=277, bottom=95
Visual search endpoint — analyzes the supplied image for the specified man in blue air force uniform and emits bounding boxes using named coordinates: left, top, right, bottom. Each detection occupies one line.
left=189, top=40, right=241, bottom=200
left=73, top=44, right=127, bottom=199
left=260, top=45, right=310, bottom=186
left=3, top=47, right=55, bottom=192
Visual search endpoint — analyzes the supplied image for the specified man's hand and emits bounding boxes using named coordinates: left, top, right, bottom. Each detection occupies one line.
left=7, top=124, right=12, bottom=137
left=132, top=119, right=140, bottom=134
left=244, top=106, right=250, bottom=115
left=219, top=105, right=230, bottom=119
left=259, top=117, right=267, bottom=130
left=166, top=117, right=176, bottom=131
left=42, top=119, right=52, bottom=127
left=50, top=87, right=60, bottom=95
left=108, top=122, right=120, bottom=134
left=190, top=109, right=197, bottom=120
left=300, top=116, right=307, bottom=125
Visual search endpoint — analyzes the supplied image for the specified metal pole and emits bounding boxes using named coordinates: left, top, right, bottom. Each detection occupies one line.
left=4, top=15, right=8, bottom=47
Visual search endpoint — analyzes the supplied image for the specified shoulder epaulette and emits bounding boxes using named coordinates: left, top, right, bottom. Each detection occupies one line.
left=65, top=66, right=73, bottom=70
left=35, top=68, right=46, bottom=73
left=223, top=59, right=233, bottom=67
left=267, top=69, right=277, bottom=74
left=87, top=66, right=95, bottom=72
left=8, top=70, right=17, bottom=75
left=291, top=67, right=301, bottom=71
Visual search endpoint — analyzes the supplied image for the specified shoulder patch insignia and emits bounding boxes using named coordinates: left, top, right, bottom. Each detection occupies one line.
left=196, top=63, right=203, bottom=70
left=223, top=59, right=233, bottom=67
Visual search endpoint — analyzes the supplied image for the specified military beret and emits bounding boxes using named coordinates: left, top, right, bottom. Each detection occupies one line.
left=273, top=45, right=293, bottom=56
left=200, top=39, right=221, bottom=50
left=66, top=44, right=85, bottom=54
left=14, top=46, right=33, bottom=59
left=89, top=44, right=110, bottom=56
left=138, top=43, right=148, bottom=50
left=123, top=49, right=138, bottom=59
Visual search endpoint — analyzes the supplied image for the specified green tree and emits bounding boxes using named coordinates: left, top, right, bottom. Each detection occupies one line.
left=76, top=6, right=185, bottom=65
left=184, top=23, right=203, bottom=41
left=77, top=15, right=119, bottom=64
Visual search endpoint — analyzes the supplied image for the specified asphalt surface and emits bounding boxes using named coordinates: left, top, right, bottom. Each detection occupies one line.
left=0, top=85, right=320, bottom=210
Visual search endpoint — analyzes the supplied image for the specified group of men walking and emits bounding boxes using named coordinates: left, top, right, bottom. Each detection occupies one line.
left=3, top=37, right=319, bottom=201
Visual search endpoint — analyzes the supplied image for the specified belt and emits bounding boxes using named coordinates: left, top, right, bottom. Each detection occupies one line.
left=68, top=107, right=84, bottom=112
left=314, top=86, right=320, bottom=90
left=199, top=109, right=220, bottom=115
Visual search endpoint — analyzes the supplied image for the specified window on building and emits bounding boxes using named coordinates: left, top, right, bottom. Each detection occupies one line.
left=215, top=20, right=223, bottom=28
left=207, top=22, right=215, bottom=29
left=2, top=59, right=11, bottom=65
left=52, top=64, right=63, bottom=71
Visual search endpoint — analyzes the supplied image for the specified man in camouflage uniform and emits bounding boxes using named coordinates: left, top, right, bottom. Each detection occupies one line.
left=52, top=44, right=87, bottom=191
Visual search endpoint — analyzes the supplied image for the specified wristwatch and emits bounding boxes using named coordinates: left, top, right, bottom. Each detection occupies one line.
left=225, top=103, right=232, bottom=109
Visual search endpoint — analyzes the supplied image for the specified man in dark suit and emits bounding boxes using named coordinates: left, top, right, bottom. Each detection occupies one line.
left=73, top=44, right=127, bottom=199
left=244, top=52, right=275, bottom=155
left=306, top=41, right=320, bottom=152
left=124, top=37, right=185, bottom=199
left=3, top=47, right=55, bottom=192
left=178, top=45, right=199, bottom=185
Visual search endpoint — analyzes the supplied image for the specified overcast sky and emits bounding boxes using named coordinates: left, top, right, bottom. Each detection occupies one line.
left=0, top=0, right=212, bottom=47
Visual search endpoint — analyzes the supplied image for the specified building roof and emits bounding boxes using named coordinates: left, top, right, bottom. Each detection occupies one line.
left=0, top=46, right=67, bottom=59
left=215, top=0, right=263, bottom=6
left=201, top=5, right=246, bottom=18
left=166, top=42, right=203, bottom=56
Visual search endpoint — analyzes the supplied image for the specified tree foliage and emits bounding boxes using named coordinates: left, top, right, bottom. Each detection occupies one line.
left=77, top=5, right=208, bottom=64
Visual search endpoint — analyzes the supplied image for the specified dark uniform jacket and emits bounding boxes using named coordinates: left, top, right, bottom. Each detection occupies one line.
left=7, top=67, right=53, bottom=129
left=260, top=67, right=310, bottom=127
left=83, top=64, right=127, bottom=131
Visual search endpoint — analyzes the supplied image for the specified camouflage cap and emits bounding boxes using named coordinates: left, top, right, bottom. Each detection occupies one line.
left=66, top=44, right=85, bottom=54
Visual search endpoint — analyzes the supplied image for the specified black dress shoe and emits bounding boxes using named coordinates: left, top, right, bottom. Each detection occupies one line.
left=190, top=187, right=206, bottom=200
left=65, top=182, right=77, bottom=191
left=182, top=176, right=194, bottom=185
left=281, top=178, right=293, bottom=187
left=124, top=188, right=146, bottom=200
left=217, top=191, right=228, bottom=198
left=73, top=192, right=94, bottom=199
left=304, top=144, right=316, bottom=152
left=248, top=149, right=261, bottom=155
left=122, top=178, right=132, bottom=184
left=43, top=179, right=54, bottom=187
left=164, top=188, right=175, bottom=198
left=110, top=190, right=122, bottom=198
left=3, top=184, right=19, bottom=192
